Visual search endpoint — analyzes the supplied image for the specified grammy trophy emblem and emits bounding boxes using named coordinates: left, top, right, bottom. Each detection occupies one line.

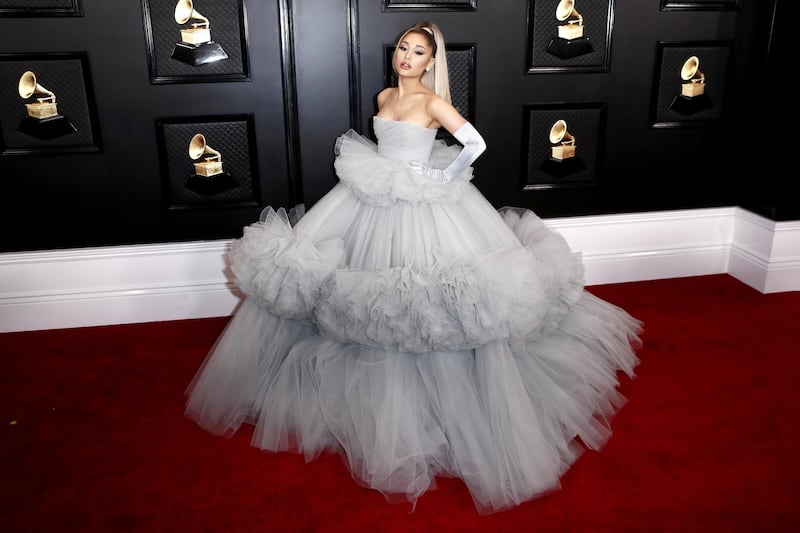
left=540, top=119, right=585, bottom=176
left=185, top=133, right=238, bottom=195
left=669, top=56, right=713, bottom=115
left=546, top=0, right=594, bottom=60
left=17, top=70, right=78, bottom=140
left=170, top=0, right=229, bottom=66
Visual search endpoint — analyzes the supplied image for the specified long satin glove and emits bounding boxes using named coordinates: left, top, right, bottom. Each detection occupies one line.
left=405, top=121, right=487, bottom=184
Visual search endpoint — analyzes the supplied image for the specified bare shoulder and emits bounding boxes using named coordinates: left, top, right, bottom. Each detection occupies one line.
left=376, top=87, right=396, bottom=109
left=425, top=94, right=466, bottom=133
left=424, top=94, right=452, bottom=114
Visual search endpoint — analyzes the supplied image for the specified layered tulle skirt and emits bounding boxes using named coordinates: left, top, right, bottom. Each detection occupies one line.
left=185, top=129, right=642, bottom=514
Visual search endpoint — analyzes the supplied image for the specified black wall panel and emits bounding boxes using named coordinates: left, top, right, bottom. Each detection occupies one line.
left=0, top=0, right=293, bottom=252
left=0, top=0, right=784, bottom=253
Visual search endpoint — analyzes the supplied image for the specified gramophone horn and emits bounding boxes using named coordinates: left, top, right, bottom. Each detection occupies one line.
left=556, top=0, right=578, bottom=22
left=189, top=133, right=207, bottom=159
left=18, top=71, right=53, bottom=100
left=549, top=120, right=568, bottom=144
left=189, top=133, right=221, bottom=160
left=556, top=0, right=583, bottom=25
left=681, top=56, right=700, bottom=80
left=174, top=0, right=207, bottom=25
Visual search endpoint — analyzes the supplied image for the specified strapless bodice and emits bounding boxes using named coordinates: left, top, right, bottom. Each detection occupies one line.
left=332, top=119, right=473, bottom=206
left=373, top=116, right=438, bottom=162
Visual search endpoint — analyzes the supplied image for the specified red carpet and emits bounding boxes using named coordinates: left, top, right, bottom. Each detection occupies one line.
left=2, top=274, right=799, bottom=532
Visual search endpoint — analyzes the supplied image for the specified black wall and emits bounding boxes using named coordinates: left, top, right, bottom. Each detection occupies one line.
left=0, top=0, right=783, bottom=253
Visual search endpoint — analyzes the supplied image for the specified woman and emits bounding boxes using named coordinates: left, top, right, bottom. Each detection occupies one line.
left=185, top=21, right=642, bottom=514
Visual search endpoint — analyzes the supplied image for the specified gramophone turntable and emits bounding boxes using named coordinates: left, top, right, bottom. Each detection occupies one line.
left=546, top=0, right=594, bottom=60
left=17, top=70, right=77, bottom=140
left=185, top=133, right=238, bottom=195
left=170, top=0, right=229, bottom=66
left=540, top=119, right=586, bottom=177
left=669, top=55, right=713, bottom=115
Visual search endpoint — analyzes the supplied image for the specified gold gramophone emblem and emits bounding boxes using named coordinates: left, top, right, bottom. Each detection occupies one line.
left=556, top=0, right=584, bottom=40
left=680, top=56, right=705, bottom=97
left=549, top=119, right=576, bottom=160
left=546, top=0, right=594, bottom=59
left=175, top=0, right=212, bottom=45
left=16, top=69, right=78, bottom=139
left=18, top=71, right=59, bottom=119
left=170, top=0, right=229, bottom=66
left=189, top=133, right=224, bottom=177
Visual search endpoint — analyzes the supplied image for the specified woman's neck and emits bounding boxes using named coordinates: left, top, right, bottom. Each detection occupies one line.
left=396, top=77, right=429, bottom=97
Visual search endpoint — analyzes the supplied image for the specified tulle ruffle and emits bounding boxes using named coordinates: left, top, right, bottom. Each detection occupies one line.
left=314, top=242, right=583, bottom=353
left=186, top=295, right=641, bottom=514
left=334, top=129, right=473, bottom=206
left=230, top=207, right=346, bottom=319
left=230, top=206, right=585, bottom=353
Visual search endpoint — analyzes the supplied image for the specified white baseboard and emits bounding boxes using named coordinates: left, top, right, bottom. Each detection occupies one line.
left=1, top=207, right=797, bottom=333
left=727, top=209, right=800, bottom=294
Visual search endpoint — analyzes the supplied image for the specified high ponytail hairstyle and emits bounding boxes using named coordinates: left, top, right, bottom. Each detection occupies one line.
left=396, top=21, right=451, bottom=104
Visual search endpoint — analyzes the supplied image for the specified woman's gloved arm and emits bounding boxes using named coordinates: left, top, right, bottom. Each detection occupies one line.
left=405, top=122, right=486, bottom=184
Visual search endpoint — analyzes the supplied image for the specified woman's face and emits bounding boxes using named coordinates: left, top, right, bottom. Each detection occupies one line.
left=393, top=31, right=435, bottom=79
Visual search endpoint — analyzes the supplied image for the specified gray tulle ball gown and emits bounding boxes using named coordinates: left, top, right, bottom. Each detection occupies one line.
left=185, top=116, right=642, bottom=514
